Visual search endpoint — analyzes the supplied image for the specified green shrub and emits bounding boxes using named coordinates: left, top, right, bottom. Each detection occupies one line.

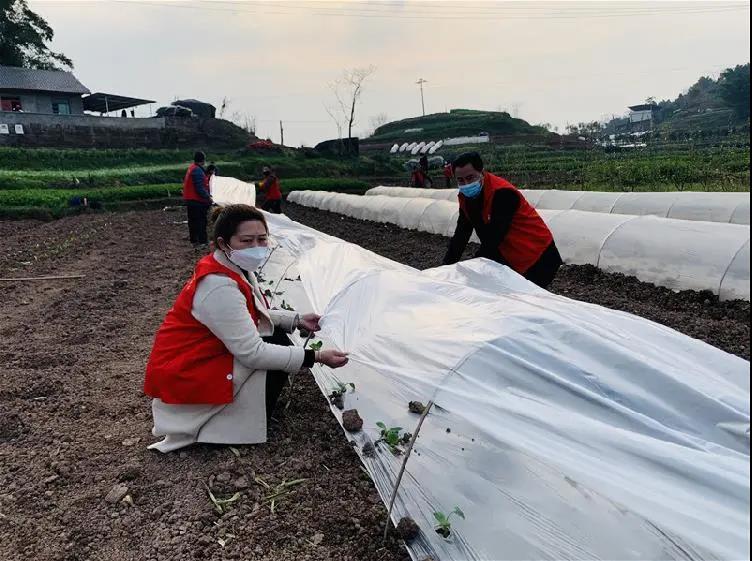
left=0, top=163, right=246, bottom=190
left=0, top=184, right=182, bottom=208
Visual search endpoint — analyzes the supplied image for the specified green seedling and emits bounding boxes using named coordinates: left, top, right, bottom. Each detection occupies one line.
left=333, top=381, right=355, bottom=393
left=204, top=483, right=241, bottom=515
left=328, top=382, right=355, bottom=410
left=280, top=300, right=295, bottom=311
left=375, top=422, right=409, bottom=455
left=308, top=340, right=323, bottom=351
left=433, top=506, right=465, bottom=538
left=256, top=477, right=308, bottom=514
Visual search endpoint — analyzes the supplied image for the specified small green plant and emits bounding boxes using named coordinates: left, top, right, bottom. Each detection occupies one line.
left=254, top=476, right=307, bottom=514
left=280, top=300, right=295, bottom=311
left=204, top=483, right=241, bottom=515
left=308, top=340, right=323, bottom=351
left=328, top=381, right=355, bottom=409
left=333, top=381, right=355, bottom=393
left=433, top=506, right=465, bottom=538
left=375, top=422, right=411, bottom=455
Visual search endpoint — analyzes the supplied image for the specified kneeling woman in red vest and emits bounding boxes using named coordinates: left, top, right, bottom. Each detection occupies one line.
left=143, top=204, right=348, bottom=452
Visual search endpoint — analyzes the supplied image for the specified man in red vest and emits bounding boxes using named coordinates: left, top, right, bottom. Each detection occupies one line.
left=259, top=166, right=282, bottom=214
left=443, top=152, right=563, bottom=288
left=443, top=161, right=453, bottom=188
left=182, top=151, right=213, bottom=248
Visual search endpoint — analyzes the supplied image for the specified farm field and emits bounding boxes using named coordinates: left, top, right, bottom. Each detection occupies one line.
left=1, top=139, right=749, bottom=220
left=0, top=200, right=749, bottom=560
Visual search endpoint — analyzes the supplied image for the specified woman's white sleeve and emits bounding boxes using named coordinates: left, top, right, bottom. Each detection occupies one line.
left=268, top=309, right=298, bottom=333
left=192, top=280, right=305, bottom=373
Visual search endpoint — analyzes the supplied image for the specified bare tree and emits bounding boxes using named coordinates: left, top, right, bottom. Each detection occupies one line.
left=219, top=97, right=230, bottom=119
left=230, top=110, right=256, bottom=134
left=324, top=103, right=344, bottom=140
left=369, top=112, right=389, bottom=133
left=328, top=65, right=377, bottom=151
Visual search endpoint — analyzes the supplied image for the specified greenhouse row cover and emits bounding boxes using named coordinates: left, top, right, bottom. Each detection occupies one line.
left=260, top=213, right=750, bottom=561
left=209, top=176, right=256, bottom=206
left=287, top=191, right=751, bottom=301
left=365, top=186, right=751, bottom=225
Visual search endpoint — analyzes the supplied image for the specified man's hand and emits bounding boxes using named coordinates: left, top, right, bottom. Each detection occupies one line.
left=298, top=313, right=321, bottom=332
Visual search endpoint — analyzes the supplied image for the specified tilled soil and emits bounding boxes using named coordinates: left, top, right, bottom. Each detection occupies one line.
left=1, top=206, right=748, bottom=561
left=284, top=203, right=750, bottom=360
left=0, top=210, right=408, bottom=561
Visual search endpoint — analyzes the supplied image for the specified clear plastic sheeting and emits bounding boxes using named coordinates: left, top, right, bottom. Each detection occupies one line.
left=598, top=216, right=751, bottom=299
left=720, top=239, right=751, bottom=302
left=443, top=136, right=491, bottom=146
left=261, top=213, right=750, bottom=561
left=208, top=176, right=256, bottom=206
left=364, top=186, right=751, bottom=224
left=287, top=191, right=751, bottom=299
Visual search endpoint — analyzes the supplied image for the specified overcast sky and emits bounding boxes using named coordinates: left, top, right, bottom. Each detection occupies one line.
left=31, top=0, right=751, bottom=146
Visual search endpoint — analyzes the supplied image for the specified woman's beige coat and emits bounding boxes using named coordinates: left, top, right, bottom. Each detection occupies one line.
left=148, top=250, right=304, bottom=453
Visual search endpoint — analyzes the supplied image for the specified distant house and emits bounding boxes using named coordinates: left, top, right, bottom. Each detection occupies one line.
left=0, top=65, right=90, bottom=114
left=628, top=103, right=658, bottom=132
left=0, top=65, right=154, bottom=116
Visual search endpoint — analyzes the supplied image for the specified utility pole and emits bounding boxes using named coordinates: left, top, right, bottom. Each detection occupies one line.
left=416, top=78, right=428, bottom=116
left=279, top=120, right=284, bottom=146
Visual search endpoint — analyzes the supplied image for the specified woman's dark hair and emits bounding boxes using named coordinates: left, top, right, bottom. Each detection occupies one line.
left=452, top=151, right=484, bottom=172
left=194, top=151, right=206, bottom=164
left=206, top=164, right=217, bottom=175
left=211, top=204, right=268, bottom=245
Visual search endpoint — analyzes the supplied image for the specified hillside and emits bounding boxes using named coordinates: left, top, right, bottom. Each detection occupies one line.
left=365, top=109, right=548, bottom=144
left=604, top=63, right=750, bottom=134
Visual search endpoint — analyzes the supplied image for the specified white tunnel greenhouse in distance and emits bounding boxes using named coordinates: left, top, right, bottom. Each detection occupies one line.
left=365, top=186, right=751, bottom=225
left=287, top=190, right=751, bottom=301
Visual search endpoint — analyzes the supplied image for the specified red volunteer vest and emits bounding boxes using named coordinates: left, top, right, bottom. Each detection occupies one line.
left=182, top=163, right=208, bottom=203
left=143, top=254, right=260, bottom=405
left=262, top=176, right=282, bottom=201
left=459, top=172, right=553, bottom=274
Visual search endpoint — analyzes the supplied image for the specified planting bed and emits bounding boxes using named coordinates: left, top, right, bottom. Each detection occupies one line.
left=0, top=205, right=748, bottom=561
left=0, top=211, right=407, bottom=561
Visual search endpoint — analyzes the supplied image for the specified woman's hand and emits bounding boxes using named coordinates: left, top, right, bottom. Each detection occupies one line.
left=298, top=313, right=321, bottom=332
left=316, top=349, right=349, bottom=368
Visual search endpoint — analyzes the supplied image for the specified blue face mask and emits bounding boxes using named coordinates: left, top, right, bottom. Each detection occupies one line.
left=459, top=179, right=482, bottom=198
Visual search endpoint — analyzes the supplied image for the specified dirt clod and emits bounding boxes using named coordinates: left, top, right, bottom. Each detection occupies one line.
left=362, top=441, right=376, bottom=458
left=104, top=483, right=129, bottom=504
left=329, top=392, right=345, bottom=410
left=408, top=401, right=426, bottom=414
left=396, top=517, right=420, bottom=542
left=342, top=409, right=363, bottom=432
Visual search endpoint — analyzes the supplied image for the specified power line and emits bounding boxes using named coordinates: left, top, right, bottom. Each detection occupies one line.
left=95, top=0, right=748, bottom=21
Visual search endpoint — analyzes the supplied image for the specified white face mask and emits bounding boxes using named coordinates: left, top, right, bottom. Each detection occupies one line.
left=225, top=245, right=270, bottom=271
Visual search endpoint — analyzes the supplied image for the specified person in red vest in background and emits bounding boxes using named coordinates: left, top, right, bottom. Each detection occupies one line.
left=442, top=160, right=453, bottom=188
left=144, top=204, right=348, bottom=452
left=443, top=151, right=563, bottom=288
left=259, top=166, right=282, bottom=214
left=182, top=151, right=213, bottom=249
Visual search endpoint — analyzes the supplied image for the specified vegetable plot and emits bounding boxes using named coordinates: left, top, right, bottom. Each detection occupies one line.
left=260, top=213, right=750, bottom=561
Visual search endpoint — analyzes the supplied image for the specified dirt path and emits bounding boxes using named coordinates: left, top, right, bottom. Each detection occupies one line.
left=0, top=210, right=407, bottom=561
left=283, top=203, right=750, bottom=360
